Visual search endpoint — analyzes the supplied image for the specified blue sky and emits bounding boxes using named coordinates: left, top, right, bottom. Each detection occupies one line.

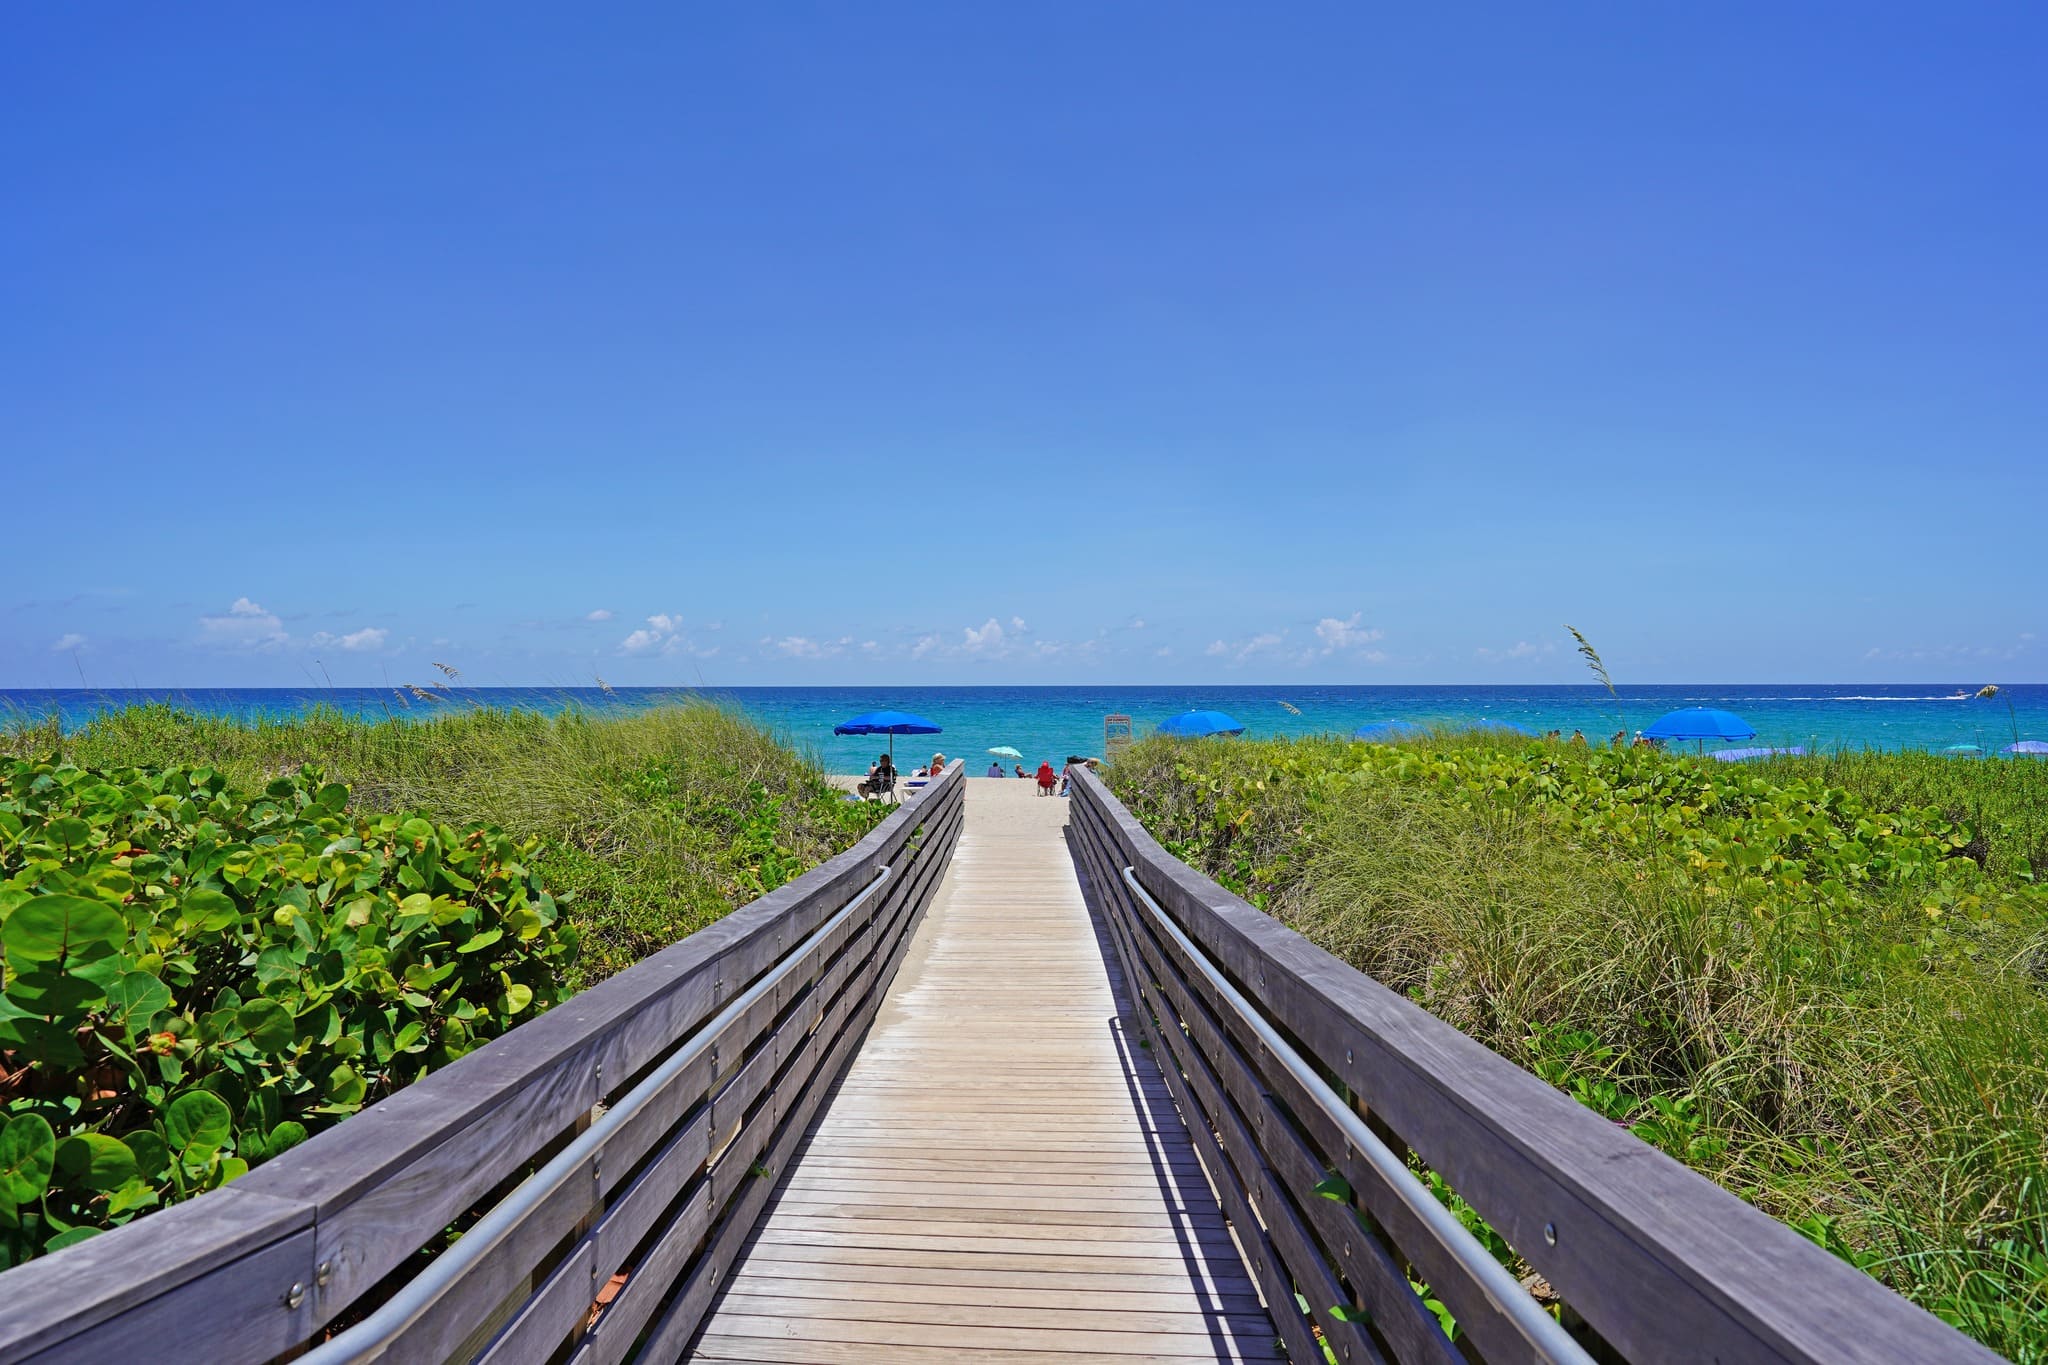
left=5, top=5, right=2043, bottom=687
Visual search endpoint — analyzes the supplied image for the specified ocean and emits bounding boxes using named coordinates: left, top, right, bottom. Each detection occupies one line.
left=5, top=684, right=2045, bottom=775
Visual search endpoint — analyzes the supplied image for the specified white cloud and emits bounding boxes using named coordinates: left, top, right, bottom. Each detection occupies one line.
left=585, top=608, right=614, bottom=622
left=50, top=633, right=86, bottom=652
left=1009, top=616, right=1027, bottom=632
left=771, top=635, right=852, bottom=659
left=1314, top=613, right=1385, bottom=655
left=961, top=618, right=1007, bottom=655
left=1154, top=645, right=1172, bottom=657
left=1128, top=617, right=1147, bottom=630
left=1202, top=630, right=1312, bottom=666
left=198, top=597, right=289, bottom=650
left=911, top=634, right=942, bottom=659
left=310, top=627, right=389, bottom=652
left=619, top=612, right=709, bottom=656
left=1476, top=640, right=1555, bottom=663
left=1235, top=632, right=1285, bottom=661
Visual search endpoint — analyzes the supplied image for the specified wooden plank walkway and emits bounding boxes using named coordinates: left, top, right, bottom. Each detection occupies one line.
left=693, top=779, right=1279, bottom=1363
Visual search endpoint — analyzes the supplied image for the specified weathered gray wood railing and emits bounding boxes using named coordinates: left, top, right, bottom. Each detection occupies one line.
left=1065, top=764, right=2001, bottom=1365
left=0, top=762, right=964, bottom=1365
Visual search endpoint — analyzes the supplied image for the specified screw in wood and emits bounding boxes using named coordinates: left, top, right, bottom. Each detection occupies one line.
left=285, top=1282, right=305, bottom=1310
left=1544, top=1222, right=1558, bottom=1246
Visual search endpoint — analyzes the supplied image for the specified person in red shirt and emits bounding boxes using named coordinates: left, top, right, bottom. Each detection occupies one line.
left=1035, top=760, right=1056, bottom=796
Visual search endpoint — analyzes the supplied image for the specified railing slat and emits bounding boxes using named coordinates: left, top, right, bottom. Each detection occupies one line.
left=0, top=1187, right=314, bottom=1363
left=24, top=1220, right=319, bottom=1365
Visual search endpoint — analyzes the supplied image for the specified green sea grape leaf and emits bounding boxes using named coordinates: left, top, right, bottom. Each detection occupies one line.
left=0, top=1114, right=57, bottom=1205
left=0, top=1015, right=85, bottom=1069
left=123, top=1131, right=170, bottom=1182
left=104, top=1178, right=159, bottom=1217
left=265, top=1121, right=308, bottom=1158
left=1, top=895, right=124, bottom=964
left=234, top=999, right=294, bottom=1053
left=457, top=928, right=502, bottom=954
left=104, top=971, right=173, bottom=1036
left=3, top=966, right=107, bottom=1015
left=55, top=1133, right=140, bottom=1192
left=43, top=1226, right=101, bottom=1253
left=324, top=1065, right=366, bottom=1108
left=163, top=1091, right=232, bottom=1161
left=181, top=889, right=241, bottom=932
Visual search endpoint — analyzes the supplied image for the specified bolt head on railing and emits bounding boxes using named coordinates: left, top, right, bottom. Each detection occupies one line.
left=1544, top=1221, right=1558, bottom=1246
left=285, top=1282, right=305, bottom=1310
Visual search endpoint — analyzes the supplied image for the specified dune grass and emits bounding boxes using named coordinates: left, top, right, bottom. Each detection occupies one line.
left=3, top=702, right=885, bottom=987
left=1108, top=731, right=2048, bottom=1359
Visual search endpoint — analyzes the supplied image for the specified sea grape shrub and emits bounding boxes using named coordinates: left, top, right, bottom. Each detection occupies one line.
left=1112, top=738, right=2048, bottom=950
left=0, top=759, right=578, bottom=1266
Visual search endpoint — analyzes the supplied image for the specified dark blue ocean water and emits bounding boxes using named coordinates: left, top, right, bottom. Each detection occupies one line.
left=5, top=685, right=2046, bottom=774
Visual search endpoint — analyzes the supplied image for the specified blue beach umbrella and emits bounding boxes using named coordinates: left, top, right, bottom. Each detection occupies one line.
left=1642, top=708, right=1757, bottom=744
left=833, top=709, right=942, bottom=760
left=1352, top=720, right=1423, bottom=741
left=1156, top=710, right=1246, bottom=738
left=2005, top=741, right=2048, bottom=756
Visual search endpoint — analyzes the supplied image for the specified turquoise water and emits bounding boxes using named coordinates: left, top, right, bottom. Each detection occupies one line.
left=6, top=684, right=2046, bottom=774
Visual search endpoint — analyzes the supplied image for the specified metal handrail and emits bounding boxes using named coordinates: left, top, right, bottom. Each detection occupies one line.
left=302, top=862, right=898, bottom=1364
left=1117, top=864, right=1594, bottom=1365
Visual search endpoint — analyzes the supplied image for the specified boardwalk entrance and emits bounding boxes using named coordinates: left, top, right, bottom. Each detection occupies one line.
left=694, top=779, right=1278, bottom=1362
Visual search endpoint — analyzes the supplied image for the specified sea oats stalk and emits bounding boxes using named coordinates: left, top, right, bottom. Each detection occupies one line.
left=1567, top=624, right=1623, bottom=741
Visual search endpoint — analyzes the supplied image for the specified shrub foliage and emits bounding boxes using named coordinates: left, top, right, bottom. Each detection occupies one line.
left=0, top=758, right=576, bottom=1266
left=1110, top=732, right=2048, bottom=1358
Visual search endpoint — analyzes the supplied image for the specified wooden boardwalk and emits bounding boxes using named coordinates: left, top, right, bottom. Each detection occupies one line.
left=693, top=779, right=1279, bottom=1363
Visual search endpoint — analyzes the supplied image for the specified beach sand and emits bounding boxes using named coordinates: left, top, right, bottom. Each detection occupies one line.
left=830, top=774, right=1062, bottom=798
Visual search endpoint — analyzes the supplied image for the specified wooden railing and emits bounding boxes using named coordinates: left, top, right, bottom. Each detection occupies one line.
left=1065, top=764, right=2000, bottom=1365
left=0, top=763, right=964, bottom=1365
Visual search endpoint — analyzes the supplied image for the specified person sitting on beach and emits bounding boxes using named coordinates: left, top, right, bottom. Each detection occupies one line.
left=864, top=749, right=897, bottom=802
left=1014, top=763, right=1027, bottom=778
left=1036, top=760, right=1056, bottom=796
left=930, top=752, right=946, bottom=775
left=1570, top=729, right=1587, bottom=745
left=1058, top=756, right=1086, bottom=797
left=986, top=760, right=1004, bottom=777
